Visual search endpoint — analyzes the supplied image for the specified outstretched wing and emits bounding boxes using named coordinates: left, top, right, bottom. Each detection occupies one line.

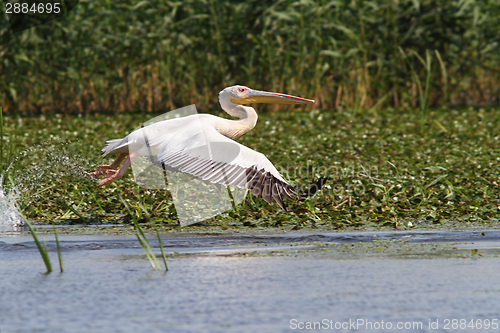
left=146, top=124, right=297, bottom=210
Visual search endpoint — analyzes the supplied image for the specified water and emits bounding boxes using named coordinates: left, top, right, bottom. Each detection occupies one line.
left=0, top=174, right=25, bottom=230
left=1, top=229, right=500, bottom=332
left=0, top=141, right=93, bottom=231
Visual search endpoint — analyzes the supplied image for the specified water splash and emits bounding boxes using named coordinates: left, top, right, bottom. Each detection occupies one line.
left=0, top=173, right=26, bottom=230
left=0, top=140, right=94, bottom=229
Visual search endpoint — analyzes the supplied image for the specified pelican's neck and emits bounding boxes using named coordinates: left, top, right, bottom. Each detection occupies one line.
left=225, top=104, right=258, bottom=129
left=217, top=99, right=258, bottom=140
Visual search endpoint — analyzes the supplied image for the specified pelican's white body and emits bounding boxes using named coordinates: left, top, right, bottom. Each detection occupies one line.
left=96, top=85, right=316, bottom=209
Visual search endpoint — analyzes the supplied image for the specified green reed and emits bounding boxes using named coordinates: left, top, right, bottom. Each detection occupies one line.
left=25, top=221, right=52, bottom=274
left=53, top=224, right=64, bottom=273
left=120, top=196, right=167, bottom=270
left=399, top=47, right=434, bottom=132
left=155, top=226, right=169, bottom=271
left=134, top=220, right=162, bottom=271
left=24, top=221, right=65, bottom=274
left=1, top=0, right=499, bottom=115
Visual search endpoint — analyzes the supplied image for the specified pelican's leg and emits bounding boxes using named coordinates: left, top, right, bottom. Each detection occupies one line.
left=98, top=152, right=138, bottom=186
left=90, top=153, right=129, bottom=178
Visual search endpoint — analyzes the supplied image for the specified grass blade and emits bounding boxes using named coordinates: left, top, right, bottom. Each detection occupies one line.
left=26, top=221, right=52, bottom=274
left=135, top=233, right=157, bottom=270
left=155, top=226, right=168, bottom=271
left=134, top=220, right=161, bottom=270
left=435, top=49, right=449, bottom=105
left=53, top=224, right=64, bottom=273
left=121, top=196, right=161, bottom=270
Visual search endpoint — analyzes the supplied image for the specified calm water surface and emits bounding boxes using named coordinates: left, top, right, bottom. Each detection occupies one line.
left=1, top=230, right=500, bottom=333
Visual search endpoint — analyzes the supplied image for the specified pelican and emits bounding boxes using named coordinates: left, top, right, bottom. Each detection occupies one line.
left=91, top=85, right=325, bottom=210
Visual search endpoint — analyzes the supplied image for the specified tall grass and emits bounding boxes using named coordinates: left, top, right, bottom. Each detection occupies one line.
left=155, top=226, right=169, bottom=271
left=399, top=47, right=434, bottom=132
left=1, top=0, right=499, bottom=115
left=134, top=220, right=162, bottom=271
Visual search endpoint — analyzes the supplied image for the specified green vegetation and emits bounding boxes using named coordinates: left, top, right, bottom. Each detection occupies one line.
left=1, top=1, right=499, bottom=230
left=24, top=220, right=65, bottom=274
left=0, top=107, right=14, bottom=175
left=25, top=220, right=53, bottom=273
left=134, top=220, right=163, bottom=270
left=121, top=195, right=168, bottom=270
left=1, top=105, right=499, bottom=229
left=1, top=0, right=500, bottom=115
left=53, top=224, right=64, bottom=273
left=156, top=227, right=169, bottom=270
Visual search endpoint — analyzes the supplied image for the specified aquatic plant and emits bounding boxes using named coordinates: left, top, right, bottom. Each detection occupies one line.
left=134, top=222, right=162, bottom=271
left=3, top=102, right=500, bottom=229
left=23, top=221, right=65, bottom=274
left=0, top=107, right=7, bottom=173
left=156, top=226, right=169, bottom=271
left=120, top=196, right=168, bottom=270
left=25, top=221, right=52, bottom=274
left=53, top=224, right=64, bottom=273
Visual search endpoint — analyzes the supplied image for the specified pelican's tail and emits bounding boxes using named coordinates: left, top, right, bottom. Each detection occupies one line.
left=101, top=138, right=129, bottom=156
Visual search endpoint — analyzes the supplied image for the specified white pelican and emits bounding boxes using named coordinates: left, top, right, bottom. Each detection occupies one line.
left=91, top=85, right=325, bottom=210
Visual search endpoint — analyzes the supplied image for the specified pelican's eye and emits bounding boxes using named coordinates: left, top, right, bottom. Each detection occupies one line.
left=238, top=87, right=246, bottom=93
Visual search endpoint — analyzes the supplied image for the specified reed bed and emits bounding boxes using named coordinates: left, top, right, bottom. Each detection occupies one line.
left=1, top=0, right=500, bottom=115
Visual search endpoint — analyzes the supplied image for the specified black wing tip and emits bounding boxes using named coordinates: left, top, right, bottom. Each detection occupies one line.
left=299, top=177, right=328, bottom=197
left=245, top=166, right=297, bottom=211
left=245, top=167, right=328, bottom=210
left=276, top=177, right=327, bottom=211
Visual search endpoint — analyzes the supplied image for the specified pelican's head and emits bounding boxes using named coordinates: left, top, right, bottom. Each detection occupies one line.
left=219, top=85, right=316, bottom=109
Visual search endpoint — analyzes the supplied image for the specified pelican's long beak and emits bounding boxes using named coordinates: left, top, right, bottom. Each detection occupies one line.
left=232, top=89, right=316, bottom=105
